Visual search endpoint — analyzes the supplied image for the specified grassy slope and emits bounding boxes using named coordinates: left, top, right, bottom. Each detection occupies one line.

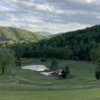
left=0, top=59, right=100, bottom=100
left=14, top=58, right=99, bottom=86
left=0, top=27, right=45, bottom=42
left=0, top=58, right=99, bottom=86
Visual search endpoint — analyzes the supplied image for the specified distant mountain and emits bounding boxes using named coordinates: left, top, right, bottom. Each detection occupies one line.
left=36, top=31, right=52, bottom=37
left=0, top=26, right=45, bottom=42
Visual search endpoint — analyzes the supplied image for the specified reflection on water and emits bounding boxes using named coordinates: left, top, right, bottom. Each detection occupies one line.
left=22, top=65, right=53, bottom=76
left=22, top=65, right=48, bottom=71
left=41, top=72, right=53, bottom=76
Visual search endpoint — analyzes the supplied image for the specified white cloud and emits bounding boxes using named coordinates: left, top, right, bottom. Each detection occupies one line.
left=0, top=0, right=100, bottom=33
left=45, top=22, right=91, bottom=33
left=0, top=5, right=15, bottom=13
left=20, top=1, right=34, bottom=7
left=96, top=15, right=100, bottom=19
left=35, top=3, right=54, bottom=12
left=29, top=22, right=91, bottom=33
left=71, top=0, right=96, bottom=4
left=6, top=0, right=17, bottom=3
left=6, top=0, right=34, bottom=7
left=10, top=15, right=20, bottom=21
left=35, top=3, right=75, bottom=15
left=34, top=3, right=89, bottom=15
left=27, top=24, right=39, bottom=29
left=0, top=20, right=21, bottom=27
left=9, top=14, right=43, bottom=23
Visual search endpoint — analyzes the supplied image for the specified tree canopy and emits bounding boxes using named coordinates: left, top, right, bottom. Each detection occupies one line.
left=8, top=25, right=100, bottom=61
left=0, top=48, right=16, bottom=74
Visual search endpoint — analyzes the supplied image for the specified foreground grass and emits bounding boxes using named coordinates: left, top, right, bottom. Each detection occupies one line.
left=0, top=88, right=100, bottom=100
left=0, top=58, right=99, bottom=100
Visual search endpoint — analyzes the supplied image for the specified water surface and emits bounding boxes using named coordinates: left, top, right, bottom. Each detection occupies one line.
left=22, top=65, right=47, bottom=71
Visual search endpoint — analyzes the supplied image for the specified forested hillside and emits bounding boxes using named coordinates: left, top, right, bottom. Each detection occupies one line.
left=10, top=25, right=100, bottom=60
left=0, top=26, right=45, bottom=43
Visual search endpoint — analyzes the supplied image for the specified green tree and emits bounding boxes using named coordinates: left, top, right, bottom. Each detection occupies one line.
left=90, top=46, right=100, bottom=62
left=90, top=46, right=100, bottom=79
left=95, top=65, right=100, bottom=80
left=15, top=57, right=21, bottom=67
left=65, top=65, right=70, bottom=78
left=50, top=59, right=58, bottom=70
left=0, top=48, right=15, bottom=74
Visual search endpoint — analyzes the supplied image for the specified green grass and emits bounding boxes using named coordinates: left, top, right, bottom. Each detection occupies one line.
left=0, top=58, right=98, bottom=86
left=0, top=58, right=99, bottom=100
left=0, top=88, right=100, bottom=100
left=15, top=58, right=98, bottom=86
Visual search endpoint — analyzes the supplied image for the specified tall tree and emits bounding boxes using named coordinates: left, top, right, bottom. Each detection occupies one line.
left=0, top=48, right=15, bottom=74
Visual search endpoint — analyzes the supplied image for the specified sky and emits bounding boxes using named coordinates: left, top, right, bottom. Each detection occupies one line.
left=0, top=0, right=100, bottom=34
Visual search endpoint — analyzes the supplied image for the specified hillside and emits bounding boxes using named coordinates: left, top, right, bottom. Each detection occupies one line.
left=0, top=26, right=45, bottom=42
left=18, top=25, right=100, bottom=60
left=8, top=25, right=100, bottom=60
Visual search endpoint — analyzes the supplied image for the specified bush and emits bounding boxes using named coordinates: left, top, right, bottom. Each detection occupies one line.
left=41, top=58, right=46, bottom=62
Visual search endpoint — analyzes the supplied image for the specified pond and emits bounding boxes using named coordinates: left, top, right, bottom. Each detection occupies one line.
left=41, top=72, right=53, bottom=76
left=22, top=65, right=53, bottom=76
left=22, top=65, right=48, bottom=71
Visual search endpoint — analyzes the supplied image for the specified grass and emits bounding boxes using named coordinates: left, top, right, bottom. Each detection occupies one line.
left=0, top=88, right=100, bottom=100
left=15, top=58, right=98, bottom=86
left=0, top=58, right=98, bottom=86
left=0, top=58, right=99, bottom=100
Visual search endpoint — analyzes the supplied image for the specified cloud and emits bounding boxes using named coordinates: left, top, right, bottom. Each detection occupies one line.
left=70, top=0, right=95, bottom=4
left=9, top=14, right=43, bottom=23
left=35, top=3, right=54, bottom=12
left=0, top=0, right=100, bottom=33
left=34, top=3, right=83, bottom=15
left=0, top=5, right=16, bottom=13
left=39, top=22, right=90, bottom=33
left=5, top=0, right=17, bottom=3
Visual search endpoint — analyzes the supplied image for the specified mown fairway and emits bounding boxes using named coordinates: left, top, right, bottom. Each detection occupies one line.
left=0, top=88, right=100, bottom=100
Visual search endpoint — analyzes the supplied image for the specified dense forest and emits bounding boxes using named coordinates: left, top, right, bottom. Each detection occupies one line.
left=6, top=25, right=100, bottom=61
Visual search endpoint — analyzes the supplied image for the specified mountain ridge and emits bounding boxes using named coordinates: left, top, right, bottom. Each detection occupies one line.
left=27, top=24, right=100, bottom=60
left=0, top=26, right=45, bottom=42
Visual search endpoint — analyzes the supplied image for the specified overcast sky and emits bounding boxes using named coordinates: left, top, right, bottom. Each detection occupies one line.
left=0, top=0, right=100, bottom=34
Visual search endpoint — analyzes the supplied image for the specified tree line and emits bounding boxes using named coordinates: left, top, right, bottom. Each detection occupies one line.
left=7, top=25, right=100, bottom=61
